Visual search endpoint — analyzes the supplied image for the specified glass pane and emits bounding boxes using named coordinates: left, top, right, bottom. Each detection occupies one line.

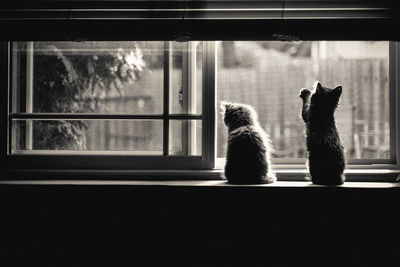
left=217, top=41, right=390, bottom=159
left=169, top=41, right=203, bottom=114
left=169, top=120, right=202, bottom=155
left=170, top=42, right=184, bottom=114
left=12, top=41, right=164, bottom=114
left=196, top=42, right=203, bottom=114
left=12, top=120, right=163, bottom=153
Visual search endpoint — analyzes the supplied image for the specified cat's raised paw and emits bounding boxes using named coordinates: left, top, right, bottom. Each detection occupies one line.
left=299, top=88, right=311, bottom=99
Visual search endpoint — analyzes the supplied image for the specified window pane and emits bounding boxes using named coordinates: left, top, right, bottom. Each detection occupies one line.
left=169, top=41, right=203, bottom=115
left=196, top=42, right=203, bottom=114
left=217, top=41, right=390, bottom=160
left=12, top=41, right=164, bottom=114
left=12, top=120, right=163, bottom=153
left=169, top=42, right=184, bottom=114
left=169, top=120, right=202, bottom=155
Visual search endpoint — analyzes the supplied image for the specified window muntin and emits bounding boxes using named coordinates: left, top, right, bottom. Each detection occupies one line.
left=216, top=41, right=391, bottom=162
left=9, top=41, right=204, bottom=156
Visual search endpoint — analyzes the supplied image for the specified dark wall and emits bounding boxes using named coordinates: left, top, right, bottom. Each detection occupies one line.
left=0, top=184, right=399, bottom=267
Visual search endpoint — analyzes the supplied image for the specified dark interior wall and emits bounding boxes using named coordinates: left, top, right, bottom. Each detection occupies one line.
left=0, top=184, right=399, bottom=267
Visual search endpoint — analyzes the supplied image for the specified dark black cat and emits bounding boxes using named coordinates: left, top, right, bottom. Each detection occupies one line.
left=220, top=101, right=276, bottom=184
left=300, top=82, right=346, bottom=185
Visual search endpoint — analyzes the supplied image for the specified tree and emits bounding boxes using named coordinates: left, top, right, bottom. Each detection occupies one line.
left=32, top=42, right=145, bottom=150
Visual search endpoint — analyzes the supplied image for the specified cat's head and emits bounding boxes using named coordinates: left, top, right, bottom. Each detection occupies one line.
left=310, top=81, right=342, bottom=112
left=220, top=101, right=258, bottom=130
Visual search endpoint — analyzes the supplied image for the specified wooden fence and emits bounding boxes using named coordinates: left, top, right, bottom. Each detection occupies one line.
left=82, top=58, right=389, bottom=159
left=217, top=58, right=390, bottom=159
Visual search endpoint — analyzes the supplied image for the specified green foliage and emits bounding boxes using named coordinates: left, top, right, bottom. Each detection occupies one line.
left=32, top=42, right=145, bottom=150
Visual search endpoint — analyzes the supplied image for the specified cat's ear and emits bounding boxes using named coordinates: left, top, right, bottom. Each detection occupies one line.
left=333, top=85, right=342, bottom=98
left=314, top=81, right=323, bottom=93
left=220, top=101, right=231, bottom=113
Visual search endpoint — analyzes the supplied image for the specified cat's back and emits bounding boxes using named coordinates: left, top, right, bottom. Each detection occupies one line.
left=225, top=125, right=268, bottom=183
left=228, top=125, right=266, bottom=148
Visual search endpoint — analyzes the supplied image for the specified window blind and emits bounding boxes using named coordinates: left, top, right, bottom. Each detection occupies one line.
left=1, top=0, right=398, bottom=20
left=1, top=1, right=399, bottom=40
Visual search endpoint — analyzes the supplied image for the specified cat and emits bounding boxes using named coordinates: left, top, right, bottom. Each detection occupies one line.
left=220, top=101, right=276, bottom=184
left=299, top=81, right=346, bottom=185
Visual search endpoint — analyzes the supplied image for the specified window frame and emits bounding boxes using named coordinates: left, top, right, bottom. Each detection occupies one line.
left=215, top=41, right=400, bottom=170
left=1, top=39, right=400, bottom=179
left=1, top=41, right=217, bottom=171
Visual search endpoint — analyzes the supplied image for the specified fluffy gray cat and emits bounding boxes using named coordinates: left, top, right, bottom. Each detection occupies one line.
left=220, top=101, right=276, bottom=184
left=300, top=81, right=346, bottom=185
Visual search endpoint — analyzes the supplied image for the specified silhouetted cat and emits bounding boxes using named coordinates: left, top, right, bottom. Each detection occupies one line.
left=300, top=82, right=346, bottom=185
left=220, top=101, right=276, bottom=184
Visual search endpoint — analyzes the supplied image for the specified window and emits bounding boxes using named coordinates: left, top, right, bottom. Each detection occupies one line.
left=5, top=41, right=215, bottom=170
left=216, top=41, right=393, bottom=165
left=2, top=40, right=400, bottom=178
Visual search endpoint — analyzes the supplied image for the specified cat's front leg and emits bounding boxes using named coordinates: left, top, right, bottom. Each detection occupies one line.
left=299, top=89, right=311, bottom=123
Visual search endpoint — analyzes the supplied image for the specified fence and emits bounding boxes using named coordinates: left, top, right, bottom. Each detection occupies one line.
left=217, top=57, right=390, bottom=159
left=84, top=57, right=390, bottom=159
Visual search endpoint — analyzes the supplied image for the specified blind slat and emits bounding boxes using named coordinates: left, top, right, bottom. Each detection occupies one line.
left=284, top=0, right=398, bottom=19
left=1, top=1, right=399, bottom=40
left=1, top=1, right=398, bottom=20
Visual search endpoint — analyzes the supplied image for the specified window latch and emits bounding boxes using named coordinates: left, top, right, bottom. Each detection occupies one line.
left=179, top=87, right=183, bottom=103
